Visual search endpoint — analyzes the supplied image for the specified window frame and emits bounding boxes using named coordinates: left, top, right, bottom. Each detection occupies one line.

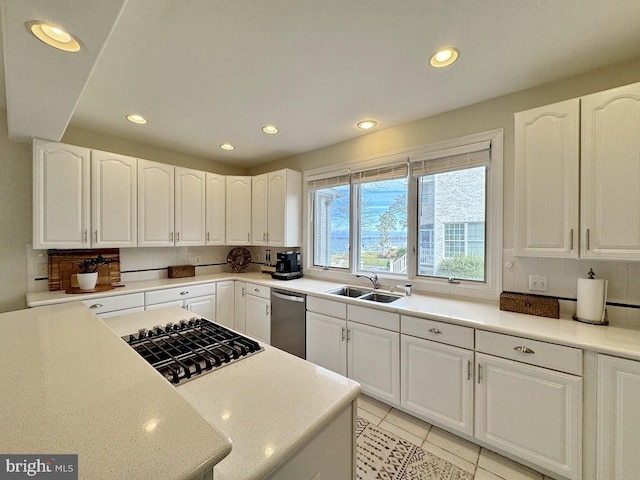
left=304, top=129, right=503, bottom=300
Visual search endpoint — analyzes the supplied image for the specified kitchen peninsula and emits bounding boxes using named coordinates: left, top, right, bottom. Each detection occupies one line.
left=0, top=302, right=360, bottom=480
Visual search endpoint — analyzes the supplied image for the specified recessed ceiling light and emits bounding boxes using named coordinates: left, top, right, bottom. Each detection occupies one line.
left=27, top=21, right=81, bottom=52
left=357, top=120, right=377, bottom=130
left=429, top=47, right=460, bottom=68
left=126, top=114, right=148, bottom=125
left=262, top=125, right=279, bottom=134
left=220, top=143, right=235, bottom=151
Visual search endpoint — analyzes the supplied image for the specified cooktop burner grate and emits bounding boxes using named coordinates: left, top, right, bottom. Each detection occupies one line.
left=123, top=317, right=263, bottom=385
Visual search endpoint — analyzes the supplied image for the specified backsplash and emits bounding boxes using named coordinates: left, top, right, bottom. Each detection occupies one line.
left=503, top=249, right=640, bottom=328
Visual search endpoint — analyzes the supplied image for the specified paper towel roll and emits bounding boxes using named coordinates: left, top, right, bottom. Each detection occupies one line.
left=576, top=277, right=608, bottom=323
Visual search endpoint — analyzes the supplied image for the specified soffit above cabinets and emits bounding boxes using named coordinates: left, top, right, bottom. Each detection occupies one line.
left=1, top=1, right=640, bottom=166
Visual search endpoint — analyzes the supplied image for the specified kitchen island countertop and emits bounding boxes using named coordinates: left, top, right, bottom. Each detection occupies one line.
left=0, top=302, right=232, bottom=480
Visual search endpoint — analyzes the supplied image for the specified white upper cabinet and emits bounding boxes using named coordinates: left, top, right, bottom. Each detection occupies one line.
left=206, top=173, right=225, bottom=245
left=138, top=159, right=175, bottom=247
left=251, top=173, right=269, bottom=245
left=175, top=167, right=206, bottom=246
left=581, top=82, right=640, bottom=260
left=515, top=81, right=640, bottom=260
left=226, top=176, right=252, bottom=245
left=515, top=99, right=579, bottom=258
left=250, top=169, right=302, bottom=247
left=91, top=150, right=137, bottom=248
left=33, top=140, right=91, bottom=249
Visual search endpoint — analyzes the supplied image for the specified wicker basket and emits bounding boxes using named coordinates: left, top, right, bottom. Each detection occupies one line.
left=499, top=292, right=559, bottom=319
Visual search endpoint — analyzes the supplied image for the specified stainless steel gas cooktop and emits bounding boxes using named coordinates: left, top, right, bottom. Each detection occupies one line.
left=122, top=317, right=263, bottom=385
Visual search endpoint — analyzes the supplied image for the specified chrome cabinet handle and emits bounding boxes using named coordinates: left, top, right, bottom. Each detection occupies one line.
left=263, top=232, right=266, bottom=241
left=266, top=305, right=270, bottom=315
left=89, top=303, right=103, bottom=309
left=94, top=230, right=98, bottom=242
left=586, top=228, right=590, bottom=250
left=83, top=229, right=87, bottom=243
left=429, top=328, right=443, bottom=334
left=207, top=232, right=210, bottom=241
left=180, top=291, right=189, bottom=296
left=254, top=288, right=260, bottom=293
left=341, top=327, right=346, bottom=341
left=346, top=328, right=351, bottom=342
left=247, top=232, right=250, bottom=241
left=477, top=364, right=481, bottom=384
left=177, top=232, right=180, bottom=242
left=467, top=360, right=472, bottom=381
left=514, top=346, right=535, bottom=354
left=241, top=287, right=246, bottom=297
left=170, top=231, right=173, bottom=242
left=570, top=229, right=574, bottom=250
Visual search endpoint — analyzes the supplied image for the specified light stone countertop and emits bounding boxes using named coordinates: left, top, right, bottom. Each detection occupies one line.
left=27, top=272, right=640, bottom=361
left=104, top=307, right=362, bottom=480
left=0, top=302, right=232, bottom=480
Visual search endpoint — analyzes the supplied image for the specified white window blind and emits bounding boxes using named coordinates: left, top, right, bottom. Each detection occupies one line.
left=351, top=162, right=408, bottom=184
left=306, top=169, right=351, bottom=190
left=411, top=140, right=491, bottom=177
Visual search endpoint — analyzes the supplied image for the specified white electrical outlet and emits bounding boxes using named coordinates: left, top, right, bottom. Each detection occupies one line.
left=36, top=263, right=48, bottom=277
left=195, top=256, right=201, bottom=264
left=529, top=275, right=548, bottom=292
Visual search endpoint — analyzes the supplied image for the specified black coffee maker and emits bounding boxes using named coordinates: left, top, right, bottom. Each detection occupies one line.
left=271, top=251, right=303, bottom=280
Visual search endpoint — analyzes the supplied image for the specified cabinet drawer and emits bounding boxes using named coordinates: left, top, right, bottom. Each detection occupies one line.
left=402, top=315, right=474, bottom=349
left=307, top=296, right=346, bottom=319
left=245, top=282, right=270, bottom=299
left=145, top=283, right=216, bottom=305
left=347, top=305, right=399, bottom=331
left=82, top=293, right=145, bottom=315
left=476, top=330, right=582, bottom=375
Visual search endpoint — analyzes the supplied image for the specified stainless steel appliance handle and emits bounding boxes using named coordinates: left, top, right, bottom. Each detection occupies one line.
left=272, top=291, right=305, bottom=302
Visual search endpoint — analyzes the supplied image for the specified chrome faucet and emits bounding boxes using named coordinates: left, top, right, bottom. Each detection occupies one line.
left=356, top=271, right=379, bottom=289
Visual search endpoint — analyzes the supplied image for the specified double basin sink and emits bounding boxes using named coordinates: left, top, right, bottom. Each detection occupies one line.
left=325, top=286, right=402, bottom=303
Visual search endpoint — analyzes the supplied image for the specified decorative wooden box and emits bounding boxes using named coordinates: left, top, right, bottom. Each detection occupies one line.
left=168, top=265, right=195, bottom=278
left=499, top=292, right=560, bottom=319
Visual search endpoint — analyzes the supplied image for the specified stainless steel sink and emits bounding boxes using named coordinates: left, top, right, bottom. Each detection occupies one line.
left=325, top=286, right=402, bottom=303
left=325, top=286, right=372, bottom=298
left=359, top=292, right=402, bottom=303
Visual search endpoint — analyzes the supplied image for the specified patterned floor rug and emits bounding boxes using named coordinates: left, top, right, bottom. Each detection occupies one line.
left=356, top=418, right=473, bottom=480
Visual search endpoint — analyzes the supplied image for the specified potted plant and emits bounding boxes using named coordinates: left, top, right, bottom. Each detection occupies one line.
left=75, top=255, right=117, bottom=290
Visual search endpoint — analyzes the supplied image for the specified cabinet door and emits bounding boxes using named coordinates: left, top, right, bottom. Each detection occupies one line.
left=266, top=170, right=286, bottom=247
left=514, top=99, right=579, bottom=258
left=185, top=294, right=216, bottom=321
left=138, top=159, right=175, bottom=247
left=400, top=335, right=474, bottom=435
left=215, top=281, right=235, bottom=329
left=306, top=311, right=347, bottom=376
left=581, top=82, right=640, bottom=260
left=33, top=140, right=90, bottom=249
left=206, top=173, right=225, bottom=245
left=234, top=282, right=246, bottom=333
left=91, top=151, right=137, bottom=248
left=475, top=353, right=581, bottom=480
left=596, top=354, right=640, bottom=480
left=251, top=173, right=269, bottom=245
left=175, top=167, right=206, bottom=246
left=245, top=294, right=270, bottom=344
left=225, top=176, right=251, bottom=245
left=348, top=322, right=400, bottom=406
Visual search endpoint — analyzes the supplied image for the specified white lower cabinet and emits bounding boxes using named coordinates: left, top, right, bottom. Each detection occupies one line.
left=243, top=283, right=271, bottom=344
left=306, top=311, right=347, bottom=376
left=215, top=280, right=235, bottom=329
left=348, top=321, right=400, bottom=406
left=234, top=282, right=247, bottom=333
left=596, top=354, right=640, bottom=480
left=475, top=352, right=582, bottom=480
left=400, top=335, right=474, bottom=435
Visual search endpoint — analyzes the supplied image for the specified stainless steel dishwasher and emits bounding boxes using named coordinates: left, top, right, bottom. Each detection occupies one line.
left=270, top=289, right=306, bottom=359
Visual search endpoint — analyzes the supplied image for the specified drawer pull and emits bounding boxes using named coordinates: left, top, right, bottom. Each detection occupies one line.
left=514, top=346, right=535, bottom=354
left=254, top=288, right=260, bottom=293
left=180, top=291, right=189, bottom=296
left=89, top=303, right=103, bottom=309
left=428, top=328, right=443, bottom=334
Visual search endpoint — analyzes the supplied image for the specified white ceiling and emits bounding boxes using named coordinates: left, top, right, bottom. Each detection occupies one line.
left=2, top=0, right=640, bottom=167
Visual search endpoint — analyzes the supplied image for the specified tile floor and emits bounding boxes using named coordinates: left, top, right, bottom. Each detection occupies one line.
left=358, top=394, right=557, bottom=480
